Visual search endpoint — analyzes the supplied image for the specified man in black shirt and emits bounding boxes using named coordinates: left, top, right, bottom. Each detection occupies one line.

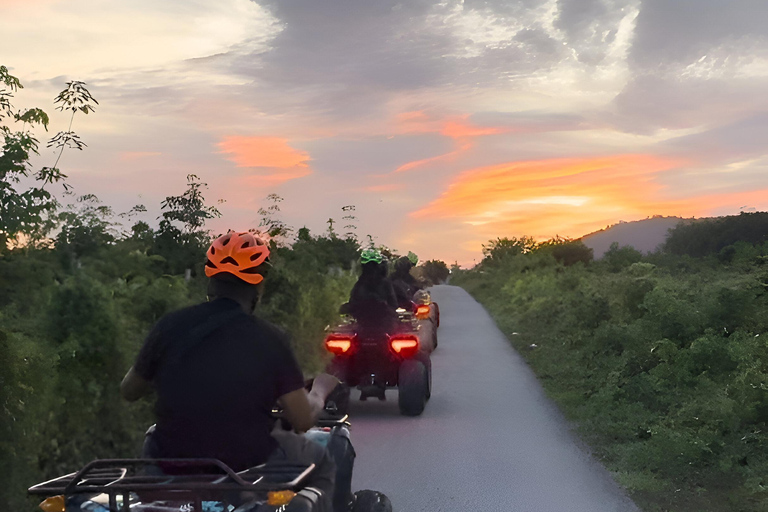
left=120, top=231, right=338, bottom=510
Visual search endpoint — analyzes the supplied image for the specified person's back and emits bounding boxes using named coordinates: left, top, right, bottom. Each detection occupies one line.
left=137, top=297, right=301, bottom=470
left=121, top=231, right=340, bottom=510
left=349, top=250, right=397, bottom=331
left=391, top=254, right=420, bottom=307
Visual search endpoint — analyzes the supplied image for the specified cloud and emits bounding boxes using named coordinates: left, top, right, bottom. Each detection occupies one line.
left=630, top=0, right=768, bottom=68
left=392, top=111, right=507, bottom=172
left=238, top=167, right=311, bottom=187
left=411, top=155, right=683, bottom=235
left=411, top=152, right=768, bottom=246
left=2, top=0, right=281, bottom=79
left=393, top=144, right=470, bottom=173
left=218, top=136, right=310, bottom=168
left=217, top=136, right=312, bottom=186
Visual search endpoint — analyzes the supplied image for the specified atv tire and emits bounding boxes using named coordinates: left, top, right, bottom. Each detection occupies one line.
left=352, top=490, right=393, bottom=512
left=398, top=359, right=428, bottom=416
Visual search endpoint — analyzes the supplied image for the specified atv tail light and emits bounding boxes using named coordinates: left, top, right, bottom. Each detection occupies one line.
left=268, top=490, right=296, bottom=506
left=389, top=334, right=420, bottom=358
left=325, top=334, right=355, bottom=355
left=39, top=496, right=65, bottom=512
left=415, top=304, right=431, bottom=319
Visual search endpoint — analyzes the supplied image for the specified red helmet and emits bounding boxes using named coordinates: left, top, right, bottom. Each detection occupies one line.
left=205, top=231, right=270, bottom=285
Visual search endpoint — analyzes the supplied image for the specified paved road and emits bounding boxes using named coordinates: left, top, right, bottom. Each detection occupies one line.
left=349, top=285, right=639, bottom=512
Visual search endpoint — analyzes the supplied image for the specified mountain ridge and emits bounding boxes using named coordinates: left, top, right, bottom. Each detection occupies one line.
left=579, top=216, right=690, bottom=259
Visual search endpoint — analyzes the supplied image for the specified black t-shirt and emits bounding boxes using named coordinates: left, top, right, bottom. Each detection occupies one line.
left=134, top=298, right=305, bottom=471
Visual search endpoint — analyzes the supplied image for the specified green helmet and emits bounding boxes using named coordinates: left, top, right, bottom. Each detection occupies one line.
left=407, top=251, right=419, bottom=265
left=361, top=248, right=384, bottom=264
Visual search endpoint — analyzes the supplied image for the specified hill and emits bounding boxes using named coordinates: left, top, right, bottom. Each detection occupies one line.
left=580, top=216, right=686, bottom=258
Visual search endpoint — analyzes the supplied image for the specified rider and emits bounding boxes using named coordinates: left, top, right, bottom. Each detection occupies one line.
left=348, top=249, right=398, bottom=330
left=391, top=251, right=422, bottom=308
left=120, top=231, right=338, bottom=510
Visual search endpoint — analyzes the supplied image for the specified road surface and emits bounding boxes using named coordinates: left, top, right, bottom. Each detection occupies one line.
left=349, top=285, right=639, bottom=512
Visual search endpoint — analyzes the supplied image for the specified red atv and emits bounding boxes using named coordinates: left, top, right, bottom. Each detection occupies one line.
left=325, top=303, right=432, bottom=416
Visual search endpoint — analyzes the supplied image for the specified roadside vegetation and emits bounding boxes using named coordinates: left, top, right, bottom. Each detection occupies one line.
left=452, top=218, right=768, bottom=512
left=0, top=67, right=449, bottom=510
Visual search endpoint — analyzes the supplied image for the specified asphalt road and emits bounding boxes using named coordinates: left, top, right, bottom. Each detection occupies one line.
left=349, top=285, right=639, bottom=512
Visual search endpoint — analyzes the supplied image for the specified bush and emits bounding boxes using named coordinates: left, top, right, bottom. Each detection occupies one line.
left=457, top=237, right=768, bottom=511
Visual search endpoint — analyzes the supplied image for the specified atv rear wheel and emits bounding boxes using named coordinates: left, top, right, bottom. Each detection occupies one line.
left=352, top=490, right=393, bottom=512
left=398, top=359, right=428, bottom=416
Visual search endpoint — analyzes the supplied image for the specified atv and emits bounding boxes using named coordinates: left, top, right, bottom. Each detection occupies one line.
left=29, top=392, right=392, bottom=512
left=412, top=290, right=439, bottom=352
left=325, top=304, right=432, bottom=416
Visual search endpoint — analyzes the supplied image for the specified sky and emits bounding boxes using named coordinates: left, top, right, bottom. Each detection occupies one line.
left=3, top=0, right=768, bottom=265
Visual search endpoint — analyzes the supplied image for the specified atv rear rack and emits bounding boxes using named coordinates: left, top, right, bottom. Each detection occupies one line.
left=28, top=458, right=315, bottom=512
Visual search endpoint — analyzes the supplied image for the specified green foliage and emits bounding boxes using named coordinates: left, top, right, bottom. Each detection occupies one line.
left=454, top=240, right=768, bottom=512
left=481, top=236, right=537, bottom=262
left=1, top=66, right=97, bottom=250
left=160, top=174, right=221, bottom=234
left=602, top=242, right=643, bottom=272
left=0, top=182, right=362, bottom=509
left=665, top=212, right=768, bottom=258
left=420, top=259, right=450, bottom=285
left=537, top=237, right=594, bottom=266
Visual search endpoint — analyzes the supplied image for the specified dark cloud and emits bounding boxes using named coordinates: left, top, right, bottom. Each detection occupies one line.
left=630, top=0, right=768, bottom=67
left=554, top=0, right=633, bottom=65
left=607, top=73, right=768, bottom=134
left=206, top=0, right=573, bottom=124
left=662, top=113, right=768, bottom=163
left=471, top=111, right=589, bottom=132
left=302, top=133, right=454, bottom=177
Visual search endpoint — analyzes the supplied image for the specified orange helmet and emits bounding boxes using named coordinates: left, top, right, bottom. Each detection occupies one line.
left=204, top=231, right=270, bottom=285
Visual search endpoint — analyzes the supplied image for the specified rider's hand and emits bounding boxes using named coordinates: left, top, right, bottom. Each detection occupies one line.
left=310, top=373, right=341, bottom=401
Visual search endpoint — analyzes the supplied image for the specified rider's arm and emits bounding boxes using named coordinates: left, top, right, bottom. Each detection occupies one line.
left=121, top=319, right=163, bottom=401
left=279, top=374, right=339, bottom=433
left=120, top=367, right=153, bottom=401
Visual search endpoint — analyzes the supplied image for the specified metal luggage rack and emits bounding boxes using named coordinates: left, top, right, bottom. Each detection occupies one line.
left=29, top=458, right=316, bottom=511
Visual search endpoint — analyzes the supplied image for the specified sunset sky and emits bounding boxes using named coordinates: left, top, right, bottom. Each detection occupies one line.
left=3, top=0, right=768, bottom=265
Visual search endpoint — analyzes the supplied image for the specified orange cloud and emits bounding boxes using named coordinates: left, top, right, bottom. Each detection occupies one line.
left=441, top=118, right=507, bottom=139
left=411, top=154, right=768, bottom=243
left=238, top=167, right=312, bottom=187
left=394, top=143, right=471, bottom=173
left=218, top=136, right=310, bottom=168
left=396, top=111, right=507, bottom=141
left=409, top=155, right=700, bottom=239
left=391, top=112, right=507, bottom=173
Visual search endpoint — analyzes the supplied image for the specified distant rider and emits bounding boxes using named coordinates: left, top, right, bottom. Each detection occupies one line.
left=120, top=231, right=338, bottom=511
left=348, top=249, right=398, bottom=330
left=391, top=251, right=422, bottom=308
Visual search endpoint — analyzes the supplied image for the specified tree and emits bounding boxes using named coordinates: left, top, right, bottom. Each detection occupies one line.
left=152, top=174, right=221, bottom=275
left=537, top=236, right=593, bottom=266
left=602, top=242, right=642, bottom=272
left=0, top=66, right=97, bottom=250
left=257, top=193, right=292, bottom=243
left=55, top=193, right=117, bottom=262
left=160, top=174, right=221, bottom=234
left=421, top=259, right=450, bottom=285
left=341, top=205, right=358, bottom=242
left=482, top=236, right=537, bottom=262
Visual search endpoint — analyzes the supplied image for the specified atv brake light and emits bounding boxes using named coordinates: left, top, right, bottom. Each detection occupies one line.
left=39, top=496, right=65, bottom=512
left=415, top=304, right=430, bottom=319
left=325, top=334, right=355, bottom=355
left=389, top=334, right=420, bottom=358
